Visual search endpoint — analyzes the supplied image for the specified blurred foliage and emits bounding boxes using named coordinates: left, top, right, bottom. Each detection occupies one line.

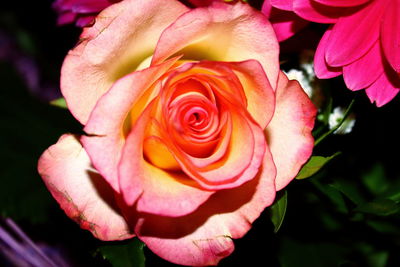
left=0, top=61, right=78, bottom=223
left=1, top=0, right=400, bottom=267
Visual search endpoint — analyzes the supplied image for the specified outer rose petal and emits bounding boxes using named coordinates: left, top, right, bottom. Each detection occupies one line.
left=119, top=101, right=214, bottom=217
left=37, top=134, right=133, bottom=241
left=81, top=58, right=179, bottom=193
left=61, top=0, right=188, bottom=124
left=151, top=1, right=280, bottom=89
left=134, top=147, right=277, bottom=266
left=229, top=60, right=275, bottom=129
left=266, top=72, right=316, bottom=191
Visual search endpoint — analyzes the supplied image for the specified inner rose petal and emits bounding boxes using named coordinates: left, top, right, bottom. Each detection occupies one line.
left=175, top=107, right=267, bottom=190
left=169, top=94, right=219, bottom=136
left=143, top=136, right=180, bottom=170
left=168, top=92, right=220, bottom=157
left=169, top=78, right=216, bottom=103
left=156, top=74, right=223, bottom=158
left=138, top=60, right=268, bottom=190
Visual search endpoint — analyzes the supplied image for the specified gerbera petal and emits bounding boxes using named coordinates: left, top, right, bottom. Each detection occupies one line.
left=381, top=1, right=400, bottom=73
left=53, top=0, right=109, bottom=12
left=365, top=70, right=400, bottom=107
left=314, top=27, right=342, bottom=78
left=324, top=0, right=384, bottom=67
left=262, top=1, right=310, bottom=42
left=186, top=0, right=214, bottom=6
left=75, top=16, right=96, bottom=27
left=37, top=134, right=133, bottom=241
left=293, top=0, right=343, bottom=23
left=312, top=0, right=371, bottom=7
left=69, top=0, right=113, bottom=13
left=343, top=41, right=383, bottom=91
left=273, top=14, right=310, bottom=42
left=56, top=12, right=77, bottom=25
left=266, top=72, right=316, bottom=191
left=61, top=0, right=188, bottom=124
left=270, top=0, right=294, bottom=11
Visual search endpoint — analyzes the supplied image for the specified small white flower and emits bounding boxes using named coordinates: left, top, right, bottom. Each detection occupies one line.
left=299, top=49, right=315, bottom=79
left=328, top=107, right=356, bottom=134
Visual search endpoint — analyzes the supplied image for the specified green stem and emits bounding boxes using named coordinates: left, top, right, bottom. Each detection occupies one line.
left=314, top=98, right=356, bottom=146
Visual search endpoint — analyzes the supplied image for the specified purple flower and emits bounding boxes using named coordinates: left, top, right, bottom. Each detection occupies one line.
left=0, top=218, right=70, bottom=267
left=0, top=31, right=60, bottom=101
left=53, top=0, right=121, bottom=27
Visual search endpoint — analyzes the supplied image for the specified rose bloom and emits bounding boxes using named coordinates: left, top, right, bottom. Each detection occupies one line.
left=38, top=0, right=316, bottom=265
left=262, top=0, right=400, bottom=106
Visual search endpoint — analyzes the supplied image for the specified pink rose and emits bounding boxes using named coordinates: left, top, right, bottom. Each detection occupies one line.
left=262, top=0, right=400, bottom=106
left=38, top=0, right=316, bottom=265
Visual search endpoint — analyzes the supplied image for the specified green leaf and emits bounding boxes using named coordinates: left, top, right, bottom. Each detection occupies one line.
left=50, top=97, right=68, bottom=109
left=379, top=180, right=400, bottom=203
left=367, top=251, right=389, bottom=267
left=330, top=178, right=365, bottom=205
left=296, top=152, right=341, bottom=180
left=311, top=179, right=348, bottom=214
left=269, top=190, right=288, bottom=233
left=278, top=237, right=347, bottom=267
left=367, top=220, right=400, bottom=235
left=97, top=238, right=145, bottom=267
left=361, top=163, right=388, bottom=196
left=355, top=199, right=400, bottom=216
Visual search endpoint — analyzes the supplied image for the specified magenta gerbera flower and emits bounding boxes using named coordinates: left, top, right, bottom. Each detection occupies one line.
left=53, top=0, right=120, bottom=27
left=263, top=0, right=400, bottom=106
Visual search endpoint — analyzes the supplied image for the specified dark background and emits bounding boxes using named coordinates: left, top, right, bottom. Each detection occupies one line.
left=1, top=1, right=399, bottom=266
